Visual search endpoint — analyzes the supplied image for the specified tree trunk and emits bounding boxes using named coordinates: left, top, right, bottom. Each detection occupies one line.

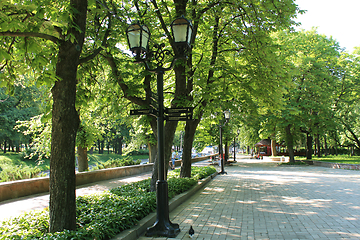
left=270, top=137, right=277, bottom=157
left=97, top=140, right=101, bottom=154
left=148, top=141, right=157, bottom=163
left=50, top=46, right=80, bottom=232
left=284, top=124, right=295, bottom=163
left=49, top=0, right=87, bottom=232
left=180, top=119, right=200, bottom=178
left=77, top=145, right=88, bottom=172
left=324, top=135, right=328, bottom=156
left=306, top=134, right=313, bottom=160
left=118, top=136, right=123, bottom=155
left=315, top=134, right=321, bottom=157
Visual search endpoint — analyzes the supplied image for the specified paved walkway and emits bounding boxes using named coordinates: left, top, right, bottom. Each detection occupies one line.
left=140, top=158, right=360, bottom=240
left=2, top=157, right=360, bottom=240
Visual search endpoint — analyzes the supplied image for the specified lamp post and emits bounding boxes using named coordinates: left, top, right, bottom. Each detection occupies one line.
left=126, top=16, right=193, bottom=238
left=219, top=110, right=230, bottom=174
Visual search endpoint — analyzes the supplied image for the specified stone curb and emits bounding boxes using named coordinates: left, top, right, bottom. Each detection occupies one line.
left=313, top=160, right=360, bottom=170
left=111, top=172, right=218, bottom=240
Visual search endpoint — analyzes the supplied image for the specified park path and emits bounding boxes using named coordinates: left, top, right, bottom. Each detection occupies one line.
left=139, top=158, right=360, bottom=240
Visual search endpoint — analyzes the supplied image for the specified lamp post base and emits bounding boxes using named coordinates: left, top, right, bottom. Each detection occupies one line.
left=145, top=180, right=180, bottom=238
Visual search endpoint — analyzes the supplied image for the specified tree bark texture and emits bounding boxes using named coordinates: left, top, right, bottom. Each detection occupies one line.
left=180, top=119, right=200, bottom=178
left=271, top=138, right=277, bottom=156
left=77, top=146, right=88, bottom=172
left=49, top=0, right=87, bottom=232
left=148, top=141, right=157, bottom=163
left=284, top=124, right=295, bottom=163
left=316, top=134, right=321, bottom=157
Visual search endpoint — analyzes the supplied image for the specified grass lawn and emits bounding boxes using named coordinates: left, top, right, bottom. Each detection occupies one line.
left=0, top=152, right=48, bottom=170
left=297, top=154, right=360, bottom=165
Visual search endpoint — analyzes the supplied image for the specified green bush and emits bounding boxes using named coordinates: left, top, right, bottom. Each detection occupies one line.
left=125, top=149, right=149, bottom=156
left=92, top=156, right=141, bottom=170
left=0, top=165, right=42, bottom=182
left=19, top=148, right=49, bottom=163
left=0, top=166, right=216, bottom=240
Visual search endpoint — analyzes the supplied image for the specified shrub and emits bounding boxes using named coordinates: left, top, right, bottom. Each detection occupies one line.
left=19, top=148, right=49, bottom=163
left=125, top=149, right=149, bottom=156
left=0, top=166, right=216, bottom=239
left=0, top=165, right=42, bottom=182
left=92, top=156, right=141, bottom=170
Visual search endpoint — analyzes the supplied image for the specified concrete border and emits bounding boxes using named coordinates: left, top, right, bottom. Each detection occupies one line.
left=313, top=160, right=360, bottom=170
left=0, top=164, right=154, bottom=202
left=111, top=171, right=218, bottom=240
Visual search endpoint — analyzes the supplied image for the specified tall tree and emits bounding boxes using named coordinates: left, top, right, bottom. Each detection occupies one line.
left=260, top=29, right=344, bottom=160
left=0, top=0, right=111, bottom=231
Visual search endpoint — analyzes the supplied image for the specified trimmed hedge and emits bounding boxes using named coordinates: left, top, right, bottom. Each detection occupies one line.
left=0, top=166, right=216, bottom=240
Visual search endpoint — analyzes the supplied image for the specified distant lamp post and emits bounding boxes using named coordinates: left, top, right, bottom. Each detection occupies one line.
left=219, top=110, right=230, bottom=174
left=126, top=16, right=193, bottom=238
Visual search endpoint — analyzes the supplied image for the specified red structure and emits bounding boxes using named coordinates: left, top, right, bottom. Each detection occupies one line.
left=254, top=139, right=305, bottom=158
left=254, top=139, right=272, bottom=157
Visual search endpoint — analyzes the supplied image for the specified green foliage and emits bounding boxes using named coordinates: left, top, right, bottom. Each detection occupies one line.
left=125, top=149, right=149, bottom=156
left=15, top=114, right=51, bottom=161
left=0, top=165, right=42, bottom=182
left=0, top=210, right=49, bottom=239
left=0, top=166, right=215, bottom=239
left=0, top=152, right=47, bottom=182
left=91, top=156, right=141, bottom=170
left=168, top=166, right=217, bottom=181
left=0, top=86, right=42, bottom=151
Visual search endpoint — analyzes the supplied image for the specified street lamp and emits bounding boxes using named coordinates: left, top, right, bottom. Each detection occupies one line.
left=126, top=16, right=193, bottom=238
left=219, top=110, right=230, bottom=174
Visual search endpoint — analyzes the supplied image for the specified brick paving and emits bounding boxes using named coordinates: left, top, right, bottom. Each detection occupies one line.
left=140, top=158, right=360, bottom=240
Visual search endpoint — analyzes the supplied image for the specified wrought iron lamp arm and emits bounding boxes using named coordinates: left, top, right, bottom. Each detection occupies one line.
left=136, top=43, right=185, bottom=73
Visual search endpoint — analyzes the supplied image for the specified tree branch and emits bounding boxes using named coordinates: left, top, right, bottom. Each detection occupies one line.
left=0, top=31, right=61, bottom=43
left=103, top=53, right=147, bottom=106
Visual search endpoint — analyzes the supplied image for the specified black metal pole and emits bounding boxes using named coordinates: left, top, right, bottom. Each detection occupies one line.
left=145, top=70, right=180, bottom=238
left=234, top=137, right=236, bottom=162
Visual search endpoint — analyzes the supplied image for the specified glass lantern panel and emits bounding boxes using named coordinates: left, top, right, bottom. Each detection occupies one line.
left=127, top=25, right=141, bottom=48
left=187, top=27, right=192, bottom=44
left=141, top=25, right=150, bottom=50
left=173, top=24, right=188, bottom=42
left=224, top=110, right=230, bottom=119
